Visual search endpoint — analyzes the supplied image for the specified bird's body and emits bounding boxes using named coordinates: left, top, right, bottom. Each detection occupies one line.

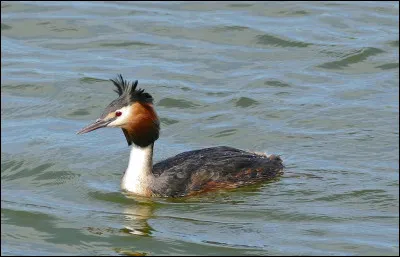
left=77, top=75, right=284, bottom=197
left=151, top=146, right=283, bottom=197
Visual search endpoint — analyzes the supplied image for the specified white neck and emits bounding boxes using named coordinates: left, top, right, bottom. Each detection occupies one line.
left=121, top=143, right=154, bottom=196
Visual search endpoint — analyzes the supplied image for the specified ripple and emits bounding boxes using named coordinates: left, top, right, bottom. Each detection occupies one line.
left=87, top=191, right=136, bottom=205
left=375, top=63, right=399, bottom=70
left=317, top=47, right=385, bottom=70
left=79, top=77, right=107, bottom=84
left=256, top=34, right=312, bottom=48
left=34, top=170, right=79, bottom=185
left=1, top=159, right=25, bottom=177
left=388, top=40, right=399, bottom=47
left=2, top=19, right=91, bottom=39
left=335, top=89, right=382, bottom=100
left=2, top=207, right=56, bottom=229
left=160, top=117, right=179, bottom=126
left=100, top=41, right=155, bottom=48
left=2, top=161, right=54, bottom=182
left=36, top=21, right=51, bottom=26
left=114, top=248, right=147, bottom=256
left=205, top=91, right=232, bottom=97
left=232, top=97, right=259, bottom=108
left=210, top=129, right=237, bottom=138
left=212, top=25, right=249, bottom=32
left=1, top=23, right=12, bottom=30
left=206, top=114, right=224, bottom=121
left=278, top=10, right=309, bottom=16
left=315, top=189, right=388, bottom=202
left=1, top=83, right=57, bottom=97
left=157, top=98, right=200, bottom=109
left=51, top=27, right=78, bottom=33
left=264, top=80, right=291, bottom=88
left=68, top=108, right=91, bottom=117
left=274, top=91, right=291, bottom=96
left=1, top=1, right=399, bottom=256
left=1, top=3, right=11, bottom=8
left=228, top=3, right=253, bottom=8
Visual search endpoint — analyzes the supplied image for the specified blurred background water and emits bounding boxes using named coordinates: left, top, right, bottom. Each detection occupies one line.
left=1, top=1, right=399, bottom=255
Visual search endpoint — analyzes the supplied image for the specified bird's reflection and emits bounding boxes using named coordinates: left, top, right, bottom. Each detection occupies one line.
left=120, top=193, right=157, bottom=237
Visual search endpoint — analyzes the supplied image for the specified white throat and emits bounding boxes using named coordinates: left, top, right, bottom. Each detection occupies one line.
left=121, top=143, right=154, bottom=196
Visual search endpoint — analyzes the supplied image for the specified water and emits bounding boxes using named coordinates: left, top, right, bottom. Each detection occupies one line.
left=1, top=1, right=399, bottom=255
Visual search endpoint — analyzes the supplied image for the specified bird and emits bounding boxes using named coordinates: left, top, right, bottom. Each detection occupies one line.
left=77, top=75, right=284, bottom=197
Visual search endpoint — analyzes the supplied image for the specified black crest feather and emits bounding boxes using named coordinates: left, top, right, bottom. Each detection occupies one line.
left=109, top=74, right=153, bottom=103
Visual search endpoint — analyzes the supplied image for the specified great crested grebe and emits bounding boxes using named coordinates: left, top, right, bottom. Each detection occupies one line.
left=77, top=75, right=284, bottom=197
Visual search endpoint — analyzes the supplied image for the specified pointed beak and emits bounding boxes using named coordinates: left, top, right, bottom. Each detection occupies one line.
left=76, top=117, right=116, bottom=135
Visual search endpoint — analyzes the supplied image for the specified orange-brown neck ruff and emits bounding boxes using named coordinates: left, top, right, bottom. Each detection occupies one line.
left=122, top=102, right=160, bottom=147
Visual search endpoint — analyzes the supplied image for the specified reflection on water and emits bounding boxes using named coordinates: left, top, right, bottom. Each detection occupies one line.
left=1, top=1, right=399, bottom=256
left=121, top=194, right=155, bottom=237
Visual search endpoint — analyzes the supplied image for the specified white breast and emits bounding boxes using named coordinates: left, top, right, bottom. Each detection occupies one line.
left=121, top=144, right=154, bottom=196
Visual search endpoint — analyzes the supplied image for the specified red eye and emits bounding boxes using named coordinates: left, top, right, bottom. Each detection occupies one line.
left=116, top=111, right=122, bottom=117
